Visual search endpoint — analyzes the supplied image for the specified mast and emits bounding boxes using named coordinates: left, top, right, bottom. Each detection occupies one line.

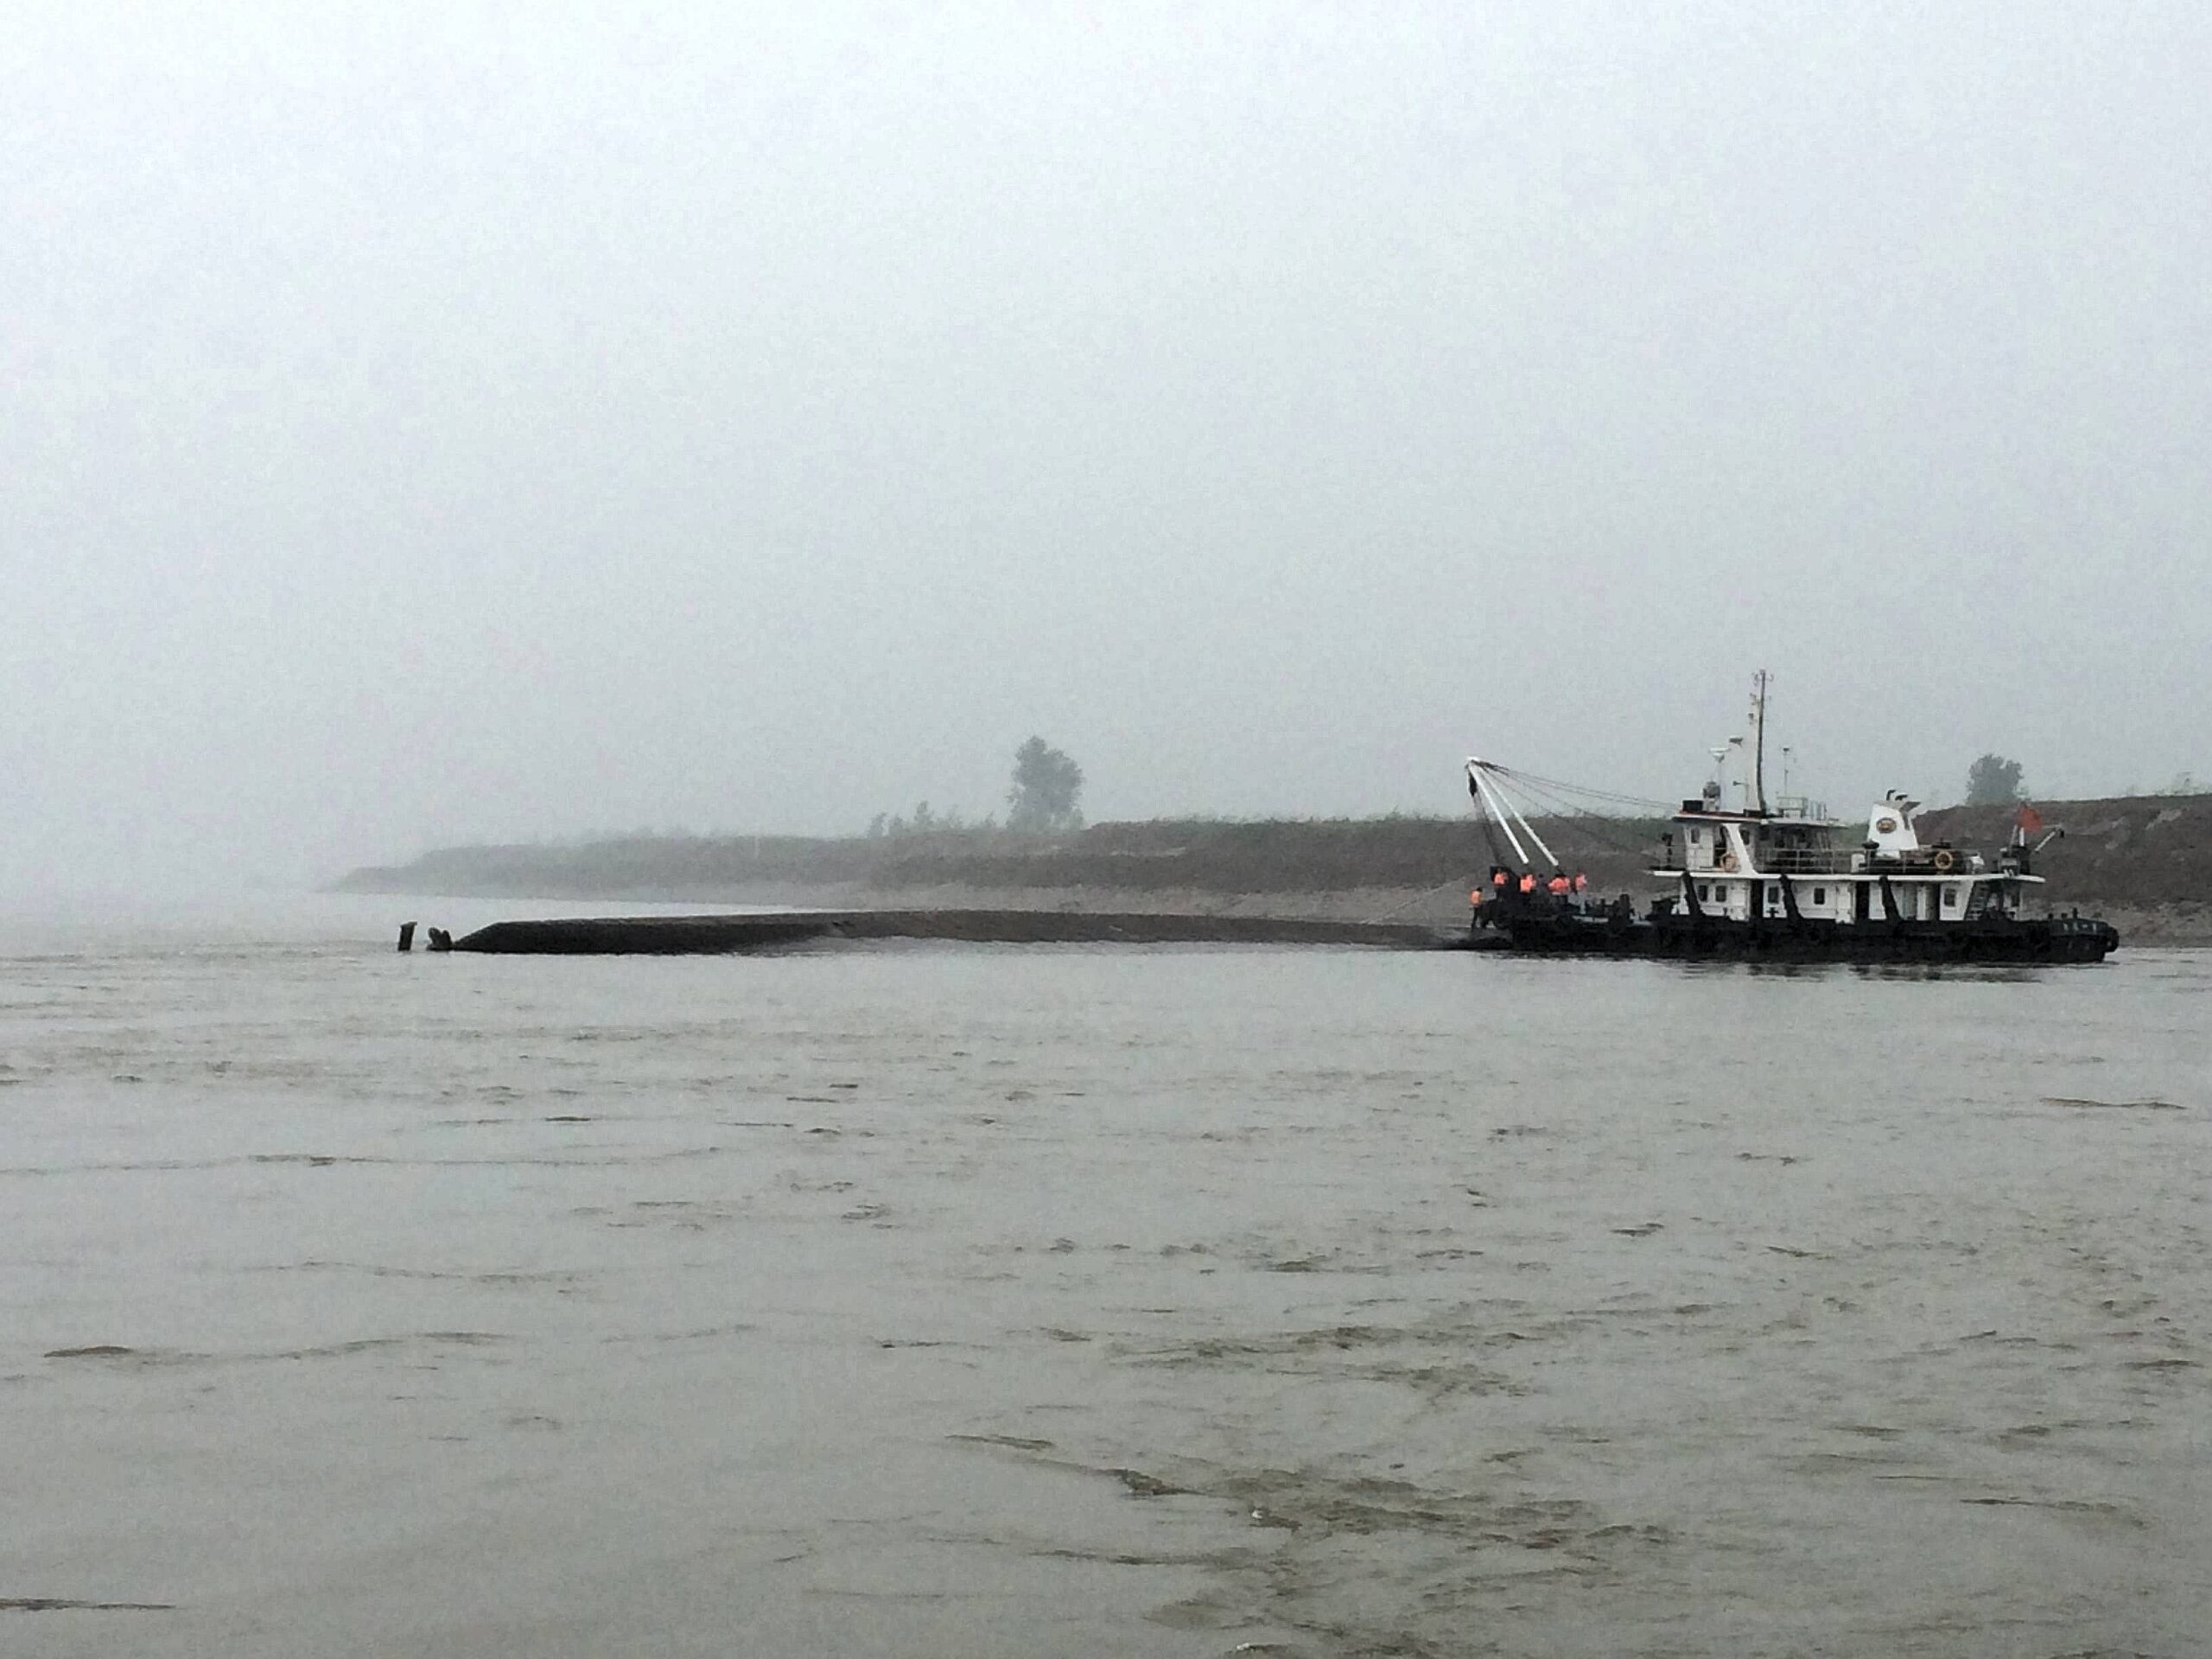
left=1749, top=669, right=1770, bottom=815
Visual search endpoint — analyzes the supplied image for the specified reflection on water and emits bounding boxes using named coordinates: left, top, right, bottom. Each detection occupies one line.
left=1, top=908, right=2206, bottom=1657
left=1679, top=957, right=2054, bottom=983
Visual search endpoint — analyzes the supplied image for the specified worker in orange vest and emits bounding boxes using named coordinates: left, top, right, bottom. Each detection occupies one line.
left=1547, top=872, right=1571, bottom=897
left=1518, top=872, right=1536, bottom=895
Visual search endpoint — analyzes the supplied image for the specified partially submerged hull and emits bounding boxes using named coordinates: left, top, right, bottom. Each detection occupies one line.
left=1478, top=907, right=2118, bottom=963
left=435, top=910, right=1458, bottom=955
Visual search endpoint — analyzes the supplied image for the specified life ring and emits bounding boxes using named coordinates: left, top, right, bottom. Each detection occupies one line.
left=1718, top=853, right=1737, bottom=872
left=1932, top=849, right=1955, bottom=872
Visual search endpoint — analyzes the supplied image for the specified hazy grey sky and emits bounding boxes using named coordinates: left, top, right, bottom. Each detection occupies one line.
left=5, top=2, right=2208, bottom=893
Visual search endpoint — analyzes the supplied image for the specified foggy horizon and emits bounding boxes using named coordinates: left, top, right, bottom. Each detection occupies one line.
left=7, top=3, right=2208, bottom=897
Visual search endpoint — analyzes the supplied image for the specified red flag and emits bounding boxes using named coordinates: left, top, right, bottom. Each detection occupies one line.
left=2015, top=804, right=2044, bottom=835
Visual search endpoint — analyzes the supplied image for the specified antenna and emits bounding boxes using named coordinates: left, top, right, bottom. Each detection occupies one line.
left=1748, top=669, right=1770, bottom=814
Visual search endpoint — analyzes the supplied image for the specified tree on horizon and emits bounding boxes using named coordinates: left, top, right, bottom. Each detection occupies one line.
left=1965, top=753, right=2027, bottom=805
left=1007, top=737, right=1084, bottom=833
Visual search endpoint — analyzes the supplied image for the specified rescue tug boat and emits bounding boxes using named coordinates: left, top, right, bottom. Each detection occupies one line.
left=1466, top=674, right=2119, bottom=963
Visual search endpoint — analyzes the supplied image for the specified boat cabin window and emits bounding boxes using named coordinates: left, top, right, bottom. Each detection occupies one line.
left=1812, top=887, right=1827, bottom=906
left=1687, top=826, right=1702, bottom=842
left=1696, top=884, right=1711, bottom=903
left=1942, top=885, right=1959, bottom=909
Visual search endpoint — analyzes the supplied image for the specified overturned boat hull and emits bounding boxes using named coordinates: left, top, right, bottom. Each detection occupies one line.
left=435, top=910, right=1459, bottom=955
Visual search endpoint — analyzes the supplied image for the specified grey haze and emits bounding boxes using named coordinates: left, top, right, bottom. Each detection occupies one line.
left=3, top=2, right=2207, bottom=896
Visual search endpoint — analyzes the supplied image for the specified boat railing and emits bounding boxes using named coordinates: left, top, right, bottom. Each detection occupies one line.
left=1770, top=796, right=1829, bottom=820
left=1651, top=846, right=1988, bottom=877
left=1758, top=847, right=1862, bottom=874
left=1651, top=850, right=1856, bottom=874
left=1652, top=852, right=1839, bottom=874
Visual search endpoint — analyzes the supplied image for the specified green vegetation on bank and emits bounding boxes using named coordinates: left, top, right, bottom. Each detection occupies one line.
left=866, top=736, right=1087, bottom=839
left=1965, top=753, right=2027, bottom=804
left=335, top=813, right=1514, bottom=901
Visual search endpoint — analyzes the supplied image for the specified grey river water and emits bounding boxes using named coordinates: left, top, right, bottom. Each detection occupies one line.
left=3, top=899, right=2207, bottom=1656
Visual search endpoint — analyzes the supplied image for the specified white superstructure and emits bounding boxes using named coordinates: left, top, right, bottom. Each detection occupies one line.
left=1655, top=672, right=2046, bottom=929
left=1461, top=670, right=2110, bottom=961
left=1659, top=788, right=2042, bottom=927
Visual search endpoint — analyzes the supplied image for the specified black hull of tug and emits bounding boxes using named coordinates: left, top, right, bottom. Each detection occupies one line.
left=1478, top=909, right=2118, bottom=963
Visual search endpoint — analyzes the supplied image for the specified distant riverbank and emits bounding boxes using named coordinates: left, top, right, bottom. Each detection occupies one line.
left=334, top=795, right=2212, bottom=944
